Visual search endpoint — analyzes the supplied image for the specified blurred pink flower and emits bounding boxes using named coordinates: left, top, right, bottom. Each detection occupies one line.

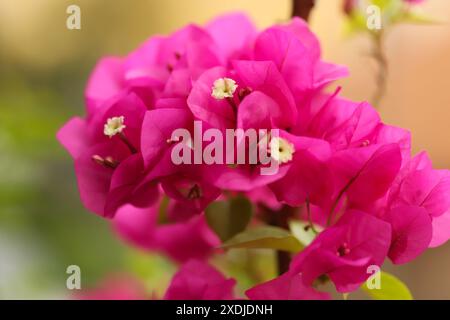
left=384, top=205, right=432, bottom=264
left=76, top=276, right=147, bottom=300
left=246, top=273, right=330, bottom=300
left=77, top=261, right=236, bottom=300
left=164, top=260, right=236, bottom=300
left=57, top=91, right=158, bottom=217
left=404, top=0, right=425, bottom=5
left=113, top=200, right=219, bottom=263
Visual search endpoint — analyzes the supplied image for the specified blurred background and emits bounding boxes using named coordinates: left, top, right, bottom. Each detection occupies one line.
left=0, top=0, right=448, bottom=299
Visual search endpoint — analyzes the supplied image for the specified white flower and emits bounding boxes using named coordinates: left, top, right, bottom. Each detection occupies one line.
left=211, top=78, right=238, bottom=100
left=104, top=116, right=126, bottom=138
left=270, top=137, right=295, bottom=164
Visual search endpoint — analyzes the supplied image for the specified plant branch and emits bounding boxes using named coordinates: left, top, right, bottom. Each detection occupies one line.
left=261, top=205, right=296, bottom=275
left=292, top=0, right=316, bottom=21
left=371, top=31, right=389, bottom=108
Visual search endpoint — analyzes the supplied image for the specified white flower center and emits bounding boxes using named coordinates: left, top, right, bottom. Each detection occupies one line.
left=104, top=116, right=126, bottom=138
left=270, top=137, right=295, bottom=164
left=211, top=78, right=238, bottom=100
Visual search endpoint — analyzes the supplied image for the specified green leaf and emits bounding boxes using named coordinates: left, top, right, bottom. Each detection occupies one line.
left=289, top=221, right=322, bottom=247
left=205, top=197, right=252, bottom=242
left=362, top=271, right=413, bottom=300
left=222, top=226, right=303, bottom=253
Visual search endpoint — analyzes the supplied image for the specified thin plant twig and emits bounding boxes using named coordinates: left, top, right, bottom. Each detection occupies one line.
left=371, top=31, right=389, bottom=108
left=306, top=197, right=318, bottom=234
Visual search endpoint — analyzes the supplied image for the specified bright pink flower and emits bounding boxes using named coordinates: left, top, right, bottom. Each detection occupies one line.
left=308, top=95, right=409, bottom=158
left=299, top=95, right=381, bottom=150
left=429, top=209, right=450, bottom=248
left=386, top=152, right=450, bottom=250
left=187, top=61, right=298, bottom=131
left=86, top=27, right=214, bottom=113
left=187, top=67, right=236, bottom=130
left=85, top=14, right=257, bottom=115
left=269, top=132, right=334, bottom=207
left=85, top=57, right=125, bottom=116
left=59, top=12, right=449, bottom=299
left=206, top=13, right=257, bottom=63
left=329, top=143, right=402, bottom=211
left=140, top=107, right=222, bottom=212
left=233, top=60, right=299, bottom=129
left=164, top=260, right=236, bottom=300
left=58, top=92, right=159, bottom=217
left=290, top=210, right=391, bottom=293
left=254, top=19, right=348, bottom=95
left=384, top=206, right=432, bottom=264
left=182, top=16, right=348, bottom=192
left=140, top=108, right=193, bottom=172
left=246, top=273, right=330, bottom=300
left=161, top=175, right=221, bottom=214
left=388, top=160, right=450, bottom=219
left=63, top=14, right=258, bottom=216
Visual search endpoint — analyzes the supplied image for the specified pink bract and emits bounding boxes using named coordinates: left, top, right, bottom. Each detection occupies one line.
left=164, top=260, right=236, bottom=300
left=58, top=12, right=450, bottom=299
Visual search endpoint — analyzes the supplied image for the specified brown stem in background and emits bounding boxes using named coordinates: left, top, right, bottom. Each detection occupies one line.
left=261, top=205, right=296, bottom=275
left=371, top=31, right=389, bottom=108
left=276, top=251, right=292, bottom=276
left=292, top=0, right=316, bottom=21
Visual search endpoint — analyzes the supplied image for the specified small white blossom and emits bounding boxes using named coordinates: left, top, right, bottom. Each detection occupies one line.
left=211, top=78, right=238, bottom=100
left=270, top=137, right=295, bottom=164
left=104, top=116, right=126, bottom=138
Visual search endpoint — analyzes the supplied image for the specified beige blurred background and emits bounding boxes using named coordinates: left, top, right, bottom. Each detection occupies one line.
left=0, top=0, right=449, bottom=299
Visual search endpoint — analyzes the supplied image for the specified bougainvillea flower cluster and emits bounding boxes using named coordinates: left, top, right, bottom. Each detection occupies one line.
left=59, top=13, right=450, bottom=299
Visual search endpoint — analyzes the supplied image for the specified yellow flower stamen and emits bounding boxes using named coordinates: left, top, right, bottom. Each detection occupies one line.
left=104, top=116, right=126, bottom=138
left=211, top=78, right=238, bottom=100
left=270, top=137, right=295, bottom=164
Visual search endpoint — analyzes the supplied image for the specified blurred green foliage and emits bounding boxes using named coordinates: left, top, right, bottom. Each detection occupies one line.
left=0, top=51, right=179, bottom=298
